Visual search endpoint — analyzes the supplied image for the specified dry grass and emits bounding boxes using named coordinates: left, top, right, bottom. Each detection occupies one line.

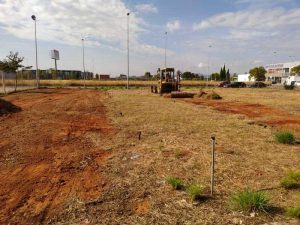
left=78, top=88, right=300, bottom=224
left=2, top=88, right=299, bottom=224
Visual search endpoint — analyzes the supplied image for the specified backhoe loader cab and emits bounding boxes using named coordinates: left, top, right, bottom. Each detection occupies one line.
left=151, top=68, right=180, bottom=94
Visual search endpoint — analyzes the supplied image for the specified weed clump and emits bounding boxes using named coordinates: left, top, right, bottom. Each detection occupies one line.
left=286, top=205, right=300, bottom=218
left=284, top=83, right=295, bottom=90
left=275, top=131, right=295, bottom=144
left=165, top=177, right=184, bottom=190
left=208, top=91, right=222, bottom=100
left=187, top=184, right=203, bottom=201
left=229, top=189, right=270, bottom=213
left=280, top=171, right=300, bottom=189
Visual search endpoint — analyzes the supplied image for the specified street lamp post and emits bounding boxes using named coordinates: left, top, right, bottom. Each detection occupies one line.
left=165, top=32, right=167, bottom=68
left=206, top=45, right=212, bottom=86
left=127, top=12, right=130, bottom=90
left=82, top=38, right=86, bottom=88
left=208, top=45, right=212, bottom=82
left=31, top=15, right=39, bottom=88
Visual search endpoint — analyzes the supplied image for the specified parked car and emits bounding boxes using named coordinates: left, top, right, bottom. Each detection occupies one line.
left=249, top=82, right=267, bottom=88
left=218, top=81, right=230, bottom=87
left=295, top=81, right=300, bottom=87
left=224, top=82, right=246, bottom=88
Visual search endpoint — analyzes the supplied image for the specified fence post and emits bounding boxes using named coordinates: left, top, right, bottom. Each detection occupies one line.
left=1, top=71, right=6, bottom=95
left=210, top=135, right=216, bottom=196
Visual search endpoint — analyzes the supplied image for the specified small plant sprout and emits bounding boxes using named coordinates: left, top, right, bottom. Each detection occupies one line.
left=187, top=184, right=203, bottom=201
left=275, top=131, right=295, bottom=144
left=165, top=176, right=184, bottom=190
left=229, top=189, right=271, bottom=213
left=286, top=205, right=300, bottom=218
left=280, top=171, right=300, bottom=189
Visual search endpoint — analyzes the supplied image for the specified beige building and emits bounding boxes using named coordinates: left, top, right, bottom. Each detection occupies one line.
left=265, top=61, right=300, bottom=83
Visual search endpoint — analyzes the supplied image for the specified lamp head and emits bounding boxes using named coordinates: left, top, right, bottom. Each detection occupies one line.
left=31, top=15, right=36, bottom=20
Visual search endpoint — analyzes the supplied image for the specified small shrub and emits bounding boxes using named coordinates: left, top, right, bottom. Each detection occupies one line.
left=229, top=189, right=270, bottom=213
left=284, top=83, right=295, bottom=90
left=286, top=205, right=300, bottom=218
left=280, top=171, right=300, bottom=189
left=187, top=184, right=203, bottom=201
left=166, top=177, right=184, bottom=190
left=209, top=91, right=222, bottom=100
left=275, top=131, right=295, bottom=144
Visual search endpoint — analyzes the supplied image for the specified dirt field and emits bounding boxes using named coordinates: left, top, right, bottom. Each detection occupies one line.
left=0, top=89, right=114, bottom=224
left=0, top=88, right=299, bottom=224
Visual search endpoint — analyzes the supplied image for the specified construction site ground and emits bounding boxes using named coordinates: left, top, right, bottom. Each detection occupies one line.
left=0, top=88, right=299, bottom=225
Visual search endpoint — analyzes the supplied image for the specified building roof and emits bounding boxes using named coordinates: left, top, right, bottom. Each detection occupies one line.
left=265, top=61, right=300, bottom=69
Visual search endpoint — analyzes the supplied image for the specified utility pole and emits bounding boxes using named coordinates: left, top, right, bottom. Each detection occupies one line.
left=127, top=12, right=130, bottom=89
left=82, top=38, right=86, bottom=88
left=165, top=31, right=167, bottom=68
left=207, top=45, right=212, bottom=85
left=31, top=15, right=39, bottom=88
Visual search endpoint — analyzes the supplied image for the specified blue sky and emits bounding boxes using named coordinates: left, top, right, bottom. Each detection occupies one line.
left=0, top=0, right=300, bottom=76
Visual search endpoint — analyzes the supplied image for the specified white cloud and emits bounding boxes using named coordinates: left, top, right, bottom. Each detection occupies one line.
left=135, top=4, right=158, bottom=14
left=0, top=0, right=164, bottom=55
left=234, top=0, right=294, bottom=5
left=228, top=29, right=278, bottom=40
left=193, top=8, right=300, bottom=31
left=198, top=62, right=207, bottom=68
left=166, top=20, right=181, bottom=32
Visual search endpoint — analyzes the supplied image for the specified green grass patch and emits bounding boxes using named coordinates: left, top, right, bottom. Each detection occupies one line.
left=165, top=176, right=184, bottom=190
left=275, top=131, right=295, bottom=144
left=187, top=184, right=203, bottom=201
left=229, top=189, right=271, bottom=213
left=280, top=171, right=300, bottom=189
left=286, top=205, right=300, bottom=218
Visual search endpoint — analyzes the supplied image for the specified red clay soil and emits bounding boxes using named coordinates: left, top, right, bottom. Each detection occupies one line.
left=184, top=98, right=300, bottom=136
left=0, top=89, right=114, bottom=224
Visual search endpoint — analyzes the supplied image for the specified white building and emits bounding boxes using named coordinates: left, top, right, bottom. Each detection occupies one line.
left=237, top=73, right=255, bottom=82
left=265, top=61, right=300, bottom=83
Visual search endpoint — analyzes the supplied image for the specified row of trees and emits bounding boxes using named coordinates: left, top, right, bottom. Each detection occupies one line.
left=180, top=65, right=232, bottom=81
left=219, top=65, right=230, bottom=81
left=181, top=71, right=206, bottom=80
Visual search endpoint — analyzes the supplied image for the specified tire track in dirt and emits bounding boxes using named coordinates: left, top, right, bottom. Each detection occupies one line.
left=0, top=89, right=115, bottom=224
left=183, top=98, right=300, bottom=137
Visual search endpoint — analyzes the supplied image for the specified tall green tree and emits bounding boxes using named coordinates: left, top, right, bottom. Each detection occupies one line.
left=0, top=52, right=24, bottom=93
left=219, top=67, right=223, bottom=80
left=226, top=69, right=230, bottom=82
left=291, top=65, right=300, bottom=75
left=219, top=64, right=227, bottom=81
left=2, top=52, right=24, bottom=72
left=211, top=73, right=220, bottom=81
left=249, top=66, right=267, bottom=81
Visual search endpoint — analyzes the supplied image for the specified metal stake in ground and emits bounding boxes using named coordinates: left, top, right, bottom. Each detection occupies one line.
left=210, top=135, right=216, bottom=196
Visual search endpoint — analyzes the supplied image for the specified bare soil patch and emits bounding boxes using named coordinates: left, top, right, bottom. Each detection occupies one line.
left=0, top=89, right=114, bottom=224
left=184, top=98, right=300, bottom=137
